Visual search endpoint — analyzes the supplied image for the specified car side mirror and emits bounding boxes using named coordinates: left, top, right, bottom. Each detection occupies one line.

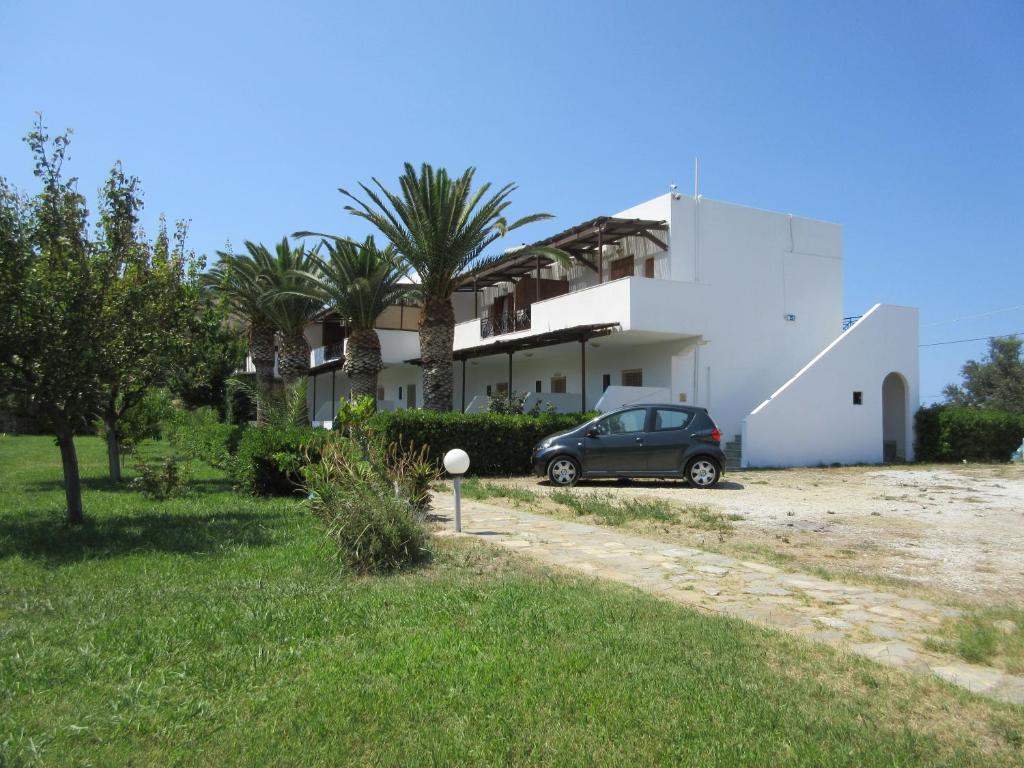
left=586, top=427, right=599, bottom=438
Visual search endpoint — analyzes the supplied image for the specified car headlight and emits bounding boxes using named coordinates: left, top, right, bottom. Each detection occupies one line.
left=540, top=439, right=553, bottom=449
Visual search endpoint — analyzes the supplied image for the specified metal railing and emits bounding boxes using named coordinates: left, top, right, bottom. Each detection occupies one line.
left=324, top=341, right=345, bottom=361
left=480, top=307, right=531, bottom=338
left=842, top=315, right=862, bottom=331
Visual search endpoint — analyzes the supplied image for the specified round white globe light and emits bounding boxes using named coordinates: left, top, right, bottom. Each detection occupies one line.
left=443, top=448, right=470, bottom=475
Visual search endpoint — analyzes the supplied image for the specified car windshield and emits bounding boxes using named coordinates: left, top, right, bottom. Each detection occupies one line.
left=596, top=408, right=646, bottom=435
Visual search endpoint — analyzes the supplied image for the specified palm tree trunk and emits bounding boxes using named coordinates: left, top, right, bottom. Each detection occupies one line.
left=344, top=328, right=383, bottom=406
left=278, top=331, right=310, bottom=388
left=249, top=320, right=277, bottom=423
left=419, top=298, right=455, bottom=411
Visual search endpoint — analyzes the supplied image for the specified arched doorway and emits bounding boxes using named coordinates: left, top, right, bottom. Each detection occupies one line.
left=882, top=372, right=908, bottom=462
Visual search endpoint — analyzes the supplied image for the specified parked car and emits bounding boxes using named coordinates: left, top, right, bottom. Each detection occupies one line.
left=531, top=404, right=726, bottom=487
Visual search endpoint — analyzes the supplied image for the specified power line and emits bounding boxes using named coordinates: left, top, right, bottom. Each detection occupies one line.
left=923, top=304, right=1024, bottom=328
left=920, top=331, right=1023, bottom=348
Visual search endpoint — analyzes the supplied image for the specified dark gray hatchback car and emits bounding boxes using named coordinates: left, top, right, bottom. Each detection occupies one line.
left=531, top=404, right=726, bottom=487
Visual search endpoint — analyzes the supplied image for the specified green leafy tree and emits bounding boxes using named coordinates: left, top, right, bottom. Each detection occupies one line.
left=0, top=121, right=103, bottom=523
left=166, top=297, right=247, bottom=416
left=302, top=235, right=407, bottom=403
left=944, top=335, right=1024, bottom=414
left=93, top=164, right=210, bottom=481
left=340, top=163, right=565, bottom=411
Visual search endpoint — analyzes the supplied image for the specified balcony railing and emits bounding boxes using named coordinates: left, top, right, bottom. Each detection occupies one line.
left=324, top=341, right=345, bottom=361
left=480, top=307, right=531, bottom=339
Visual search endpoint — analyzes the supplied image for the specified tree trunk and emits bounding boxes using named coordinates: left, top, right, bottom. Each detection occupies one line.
left=249, top=319, right=277, bottom=424
left=104, top=411, right=121, bottom=483
left=344, top=328, right=383, bottom=406
left=55, top=420, right=84, bottom=525
left=419, top=298, right=455, bottom=411
left=277, top=331, right=311, bottom=388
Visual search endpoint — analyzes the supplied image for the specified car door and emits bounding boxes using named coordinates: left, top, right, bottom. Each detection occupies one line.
left=644, top=408, right=695, bottom=472
left=582, top=408, right=650, bottom=474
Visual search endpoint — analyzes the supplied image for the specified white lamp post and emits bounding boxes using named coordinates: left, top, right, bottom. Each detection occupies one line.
left=443, top=448, right=470, bottom=532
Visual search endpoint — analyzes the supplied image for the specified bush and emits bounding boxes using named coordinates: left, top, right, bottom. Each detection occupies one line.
left=914, top=405, right=1024, bottom=462
left=165, top=406, right=245, bottom=469
left=232, top=425, right=338, bottom=496
left=304, top=441, right=430, bottom=574
left=367, top=410, right=597, bottom=476
left=131, top=455, right=189, bottom=500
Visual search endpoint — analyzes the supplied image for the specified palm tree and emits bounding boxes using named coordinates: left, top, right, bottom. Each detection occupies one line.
left=203, top=245, right=279, bottom=422
left=258, top=238, right=323, bottom=387
left=340, top=163, right=565, bottom=411
left=308, top=235, right=408, bottom=403
left=204, top=238, right=323, bottom=418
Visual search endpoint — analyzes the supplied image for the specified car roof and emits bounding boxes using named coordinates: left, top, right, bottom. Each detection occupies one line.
left=611, top=403, right=706, bottom=412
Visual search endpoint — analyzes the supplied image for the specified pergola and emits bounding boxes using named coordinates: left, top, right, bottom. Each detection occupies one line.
left=456, top=215, right=668, bottom=305
left=406, top=322, right=620, bottom=412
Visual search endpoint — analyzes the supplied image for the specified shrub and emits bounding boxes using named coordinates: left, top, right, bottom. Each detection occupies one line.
left=165, top=406, right=245, bottom=469
left=367, top=410, right=598, bottom=476
left=914, top=405, right=1024, bottom=462
left=131, top=455, right=189, bottom=500
left=370, top=440, right=440, bottom=512
left=232, top=425, right=339, bottom=496
left=304, top=441, right=430, bottom=574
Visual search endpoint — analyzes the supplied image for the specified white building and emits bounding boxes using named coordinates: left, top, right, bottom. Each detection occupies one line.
left=302, top=192, right=919, bottom=468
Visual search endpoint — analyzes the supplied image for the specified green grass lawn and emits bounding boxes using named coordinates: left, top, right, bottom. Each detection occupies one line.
left=1, top=435, right=1022, bottom=767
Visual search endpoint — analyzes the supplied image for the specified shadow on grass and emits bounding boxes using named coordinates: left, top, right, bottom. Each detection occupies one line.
left=0, top=508, right=286, bottom=566
left=23, top=476, right=237, bottom=495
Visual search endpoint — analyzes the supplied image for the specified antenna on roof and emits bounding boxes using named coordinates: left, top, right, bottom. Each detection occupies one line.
left=694, top=157, right=700, bottom=198
left=669, top=183, right=681, bottom=200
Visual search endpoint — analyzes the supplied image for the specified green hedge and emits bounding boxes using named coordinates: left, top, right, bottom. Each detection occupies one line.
left=232, top=426, right=337, bottom=496
left=914, top=405, right=1024, bottom=462
left=367, top=410, right=597, bottom=476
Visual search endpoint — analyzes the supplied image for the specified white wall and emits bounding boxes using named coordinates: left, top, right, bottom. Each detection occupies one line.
left=742, top=304, right=919, bottom=467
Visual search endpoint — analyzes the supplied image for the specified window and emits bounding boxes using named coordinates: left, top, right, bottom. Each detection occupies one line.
left=644, top=257, right=655, bottom=278
left=486, top=384, right=492, bottom=396
left=496, top=382, right=509, bottom=395
left=398, top=386, right=403, bottom=400
left=596, top=408, right=647, bottom=435
left=653, top=409, right=692, bottom=431
left=535, top=380, right=542, bottom=393
left=853, top=391, right=863, bottom=405
left=610, top=255, right=634, bottom=280
left=621, top=369, right=643, bottom=387
left=550, top=376, right=567, bottom=394
left=376, top=386, right=385, bottom=402
left=602, top=373, right=611, bottom=392
left=407, top=384, right=416, bottom=409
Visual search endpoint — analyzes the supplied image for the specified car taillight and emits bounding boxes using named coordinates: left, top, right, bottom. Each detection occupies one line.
left=711, top=428, right=721, bottom=443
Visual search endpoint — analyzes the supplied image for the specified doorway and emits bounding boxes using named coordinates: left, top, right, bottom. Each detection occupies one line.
left=882, top=372, right=907, bottom=462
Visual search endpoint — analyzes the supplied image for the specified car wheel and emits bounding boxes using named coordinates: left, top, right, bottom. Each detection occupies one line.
left=686, top=457, right=721, bottom=488
left=547, top=456, right=581, bottom=486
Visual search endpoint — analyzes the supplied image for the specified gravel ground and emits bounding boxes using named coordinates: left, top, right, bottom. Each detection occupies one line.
left=498, top=463, right=1024, bottom=606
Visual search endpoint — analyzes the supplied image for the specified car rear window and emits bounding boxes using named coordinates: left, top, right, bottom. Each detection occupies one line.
left=653, top=409, right=692, bottom=431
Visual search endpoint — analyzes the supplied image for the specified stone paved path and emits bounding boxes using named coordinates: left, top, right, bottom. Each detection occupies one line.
left=433, top=497, right=1024, bottom=705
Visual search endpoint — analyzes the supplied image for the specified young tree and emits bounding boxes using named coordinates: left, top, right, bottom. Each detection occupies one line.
left=93, top=163, right=209, bottom=480
left=944, top=335, right=1024, bottom=414
left=0, top=121, right=103, bottom=523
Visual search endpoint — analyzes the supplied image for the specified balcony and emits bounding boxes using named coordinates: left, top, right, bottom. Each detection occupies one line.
left=454, top=277, right=712, bottom=352
left=310, top=341, right=345, bottom=368
left=481, top=307, right=531, bottom=338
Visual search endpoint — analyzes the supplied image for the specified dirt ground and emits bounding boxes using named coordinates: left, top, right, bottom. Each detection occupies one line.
left=500, top=463, right=1024, bottom=607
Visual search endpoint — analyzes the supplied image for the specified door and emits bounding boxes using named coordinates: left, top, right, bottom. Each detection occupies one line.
left=406, top=384, right=416, bottom=409
left=644, top=408, right=695, bottom=472
left=583, top=407, right=650, bottom=474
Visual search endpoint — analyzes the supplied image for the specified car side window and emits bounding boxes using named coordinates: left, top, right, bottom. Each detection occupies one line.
left=653, top=409, right=692, bottom=431
left=596, top=408, right=647, bottom=435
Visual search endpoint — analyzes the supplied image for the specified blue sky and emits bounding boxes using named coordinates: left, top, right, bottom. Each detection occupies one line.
left=2, top=0, right=1022, bottom=402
